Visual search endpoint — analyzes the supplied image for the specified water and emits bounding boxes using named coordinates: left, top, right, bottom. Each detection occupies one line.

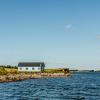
left=0, top=72, right=100, bottom=100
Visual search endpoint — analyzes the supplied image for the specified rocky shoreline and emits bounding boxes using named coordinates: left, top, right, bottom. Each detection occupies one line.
left=0, top=73, right=70, bottom=83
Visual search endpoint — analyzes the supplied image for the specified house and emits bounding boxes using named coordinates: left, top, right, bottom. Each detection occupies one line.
left=18, top=62, right=45, bottom=72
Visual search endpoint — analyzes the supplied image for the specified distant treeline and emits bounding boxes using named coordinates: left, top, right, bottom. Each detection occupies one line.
left=0, top=65, right=17, bottom=69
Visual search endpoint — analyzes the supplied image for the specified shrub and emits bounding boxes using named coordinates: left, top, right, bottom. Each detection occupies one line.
left=0, top=67, right=8, bottom=75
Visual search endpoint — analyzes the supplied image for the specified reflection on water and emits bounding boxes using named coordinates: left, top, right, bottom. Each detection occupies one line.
left=0, top=72, right=100, bottom=100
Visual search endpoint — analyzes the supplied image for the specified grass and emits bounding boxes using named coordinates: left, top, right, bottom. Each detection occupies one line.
left=44, top=68, right=69, bottom=73
left=0, top=67, right=7, bottom=75
left=0, top=67, right=18, bottom=75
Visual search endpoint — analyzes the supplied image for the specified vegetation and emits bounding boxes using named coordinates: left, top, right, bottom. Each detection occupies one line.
left=0, top=66, right=18, bottom=75
left=44, top=68, right=69, bottom=73
left=0, top=65, right=17, bottom=69
left=0, top=67, right=7, bottom=75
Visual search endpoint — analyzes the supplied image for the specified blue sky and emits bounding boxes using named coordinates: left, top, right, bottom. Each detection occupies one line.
left=0, top=0, right=100, bottom=70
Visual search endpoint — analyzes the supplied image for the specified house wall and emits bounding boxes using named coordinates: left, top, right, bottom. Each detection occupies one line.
left=18, top=66, right=41, bottom=72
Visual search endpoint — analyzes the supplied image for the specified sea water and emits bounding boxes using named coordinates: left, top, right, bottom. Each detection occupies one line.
left=0, top=72, right=100, bottom=100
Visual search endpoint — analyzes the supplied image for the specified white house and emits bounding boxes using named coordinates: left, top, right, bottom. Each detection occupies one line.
left=18, top=62, right=45, bottom=72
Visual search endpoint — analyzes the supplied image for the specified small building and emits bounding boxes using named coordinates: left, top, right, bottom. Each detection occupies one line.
left=18, top=62, right=45, bottom=72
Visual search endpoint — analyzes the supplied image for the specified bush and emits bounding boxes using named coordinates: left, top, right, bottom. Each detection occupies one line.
left=0, top=67, right=8, bottom=75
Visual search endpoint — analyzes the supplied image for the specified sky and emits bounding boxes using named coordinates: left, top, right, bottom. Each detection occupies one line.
left=0, top=0, right=100, bottom=70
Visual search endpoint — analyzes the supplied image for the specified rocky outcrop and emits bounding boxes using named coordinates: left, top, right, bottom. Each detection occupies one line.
left=0, top=73, right=70, bottom=83
left=0, top=74, right=32, bottom=83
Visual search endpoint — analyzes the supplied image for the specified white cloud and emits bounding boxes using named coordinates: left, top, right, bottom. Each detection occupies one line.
left=65, top=24, right=72, bottom=31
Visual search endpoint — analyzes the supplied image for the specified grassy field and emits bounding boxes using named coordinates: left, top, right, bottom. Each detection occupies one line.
left=44, top=68, right=69, bottom=73
left=0, top=67, right=18, bottom=75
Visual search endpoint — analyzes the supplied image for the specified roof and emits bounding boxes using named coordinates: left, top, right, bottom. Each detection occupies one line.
left=18, top=62, right=45, bottom=67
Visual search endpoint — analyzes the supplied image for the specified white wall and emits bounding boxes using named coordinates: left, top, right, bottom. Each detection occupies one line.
left=18, top=66, right=41, bottom=72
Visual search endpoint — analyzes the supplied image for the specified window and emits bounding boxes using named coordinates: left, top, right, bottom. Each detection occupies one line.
left=32, top=67, right=34, bottom=70
left=26, top=67, right=28, bottom=70
left=20, top=67, right=22, bottom=70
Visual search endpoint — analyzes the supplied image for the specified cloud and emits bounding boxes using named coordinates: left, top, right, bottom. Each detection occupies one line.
left=65, top=24, right=72, bottom=31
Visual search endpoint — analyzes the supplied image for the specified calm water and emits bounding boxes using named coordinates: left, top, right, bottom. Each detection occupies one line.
left=0, top=72, right=100, bottom=100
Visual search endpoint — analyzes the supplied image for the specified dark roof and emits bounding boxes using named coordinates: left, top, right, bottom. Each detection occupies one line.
left=18, top=62, right=45, bottom=67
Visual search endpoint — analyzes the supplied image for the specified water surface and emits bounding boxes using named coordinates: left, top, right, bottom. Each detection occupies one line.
left=0, top=72, right=100, bottom=100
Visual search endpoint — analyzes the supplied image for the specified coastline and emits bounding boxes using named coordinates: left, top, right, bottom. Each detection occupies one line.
left=0, top=73, right=71, bottom=83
